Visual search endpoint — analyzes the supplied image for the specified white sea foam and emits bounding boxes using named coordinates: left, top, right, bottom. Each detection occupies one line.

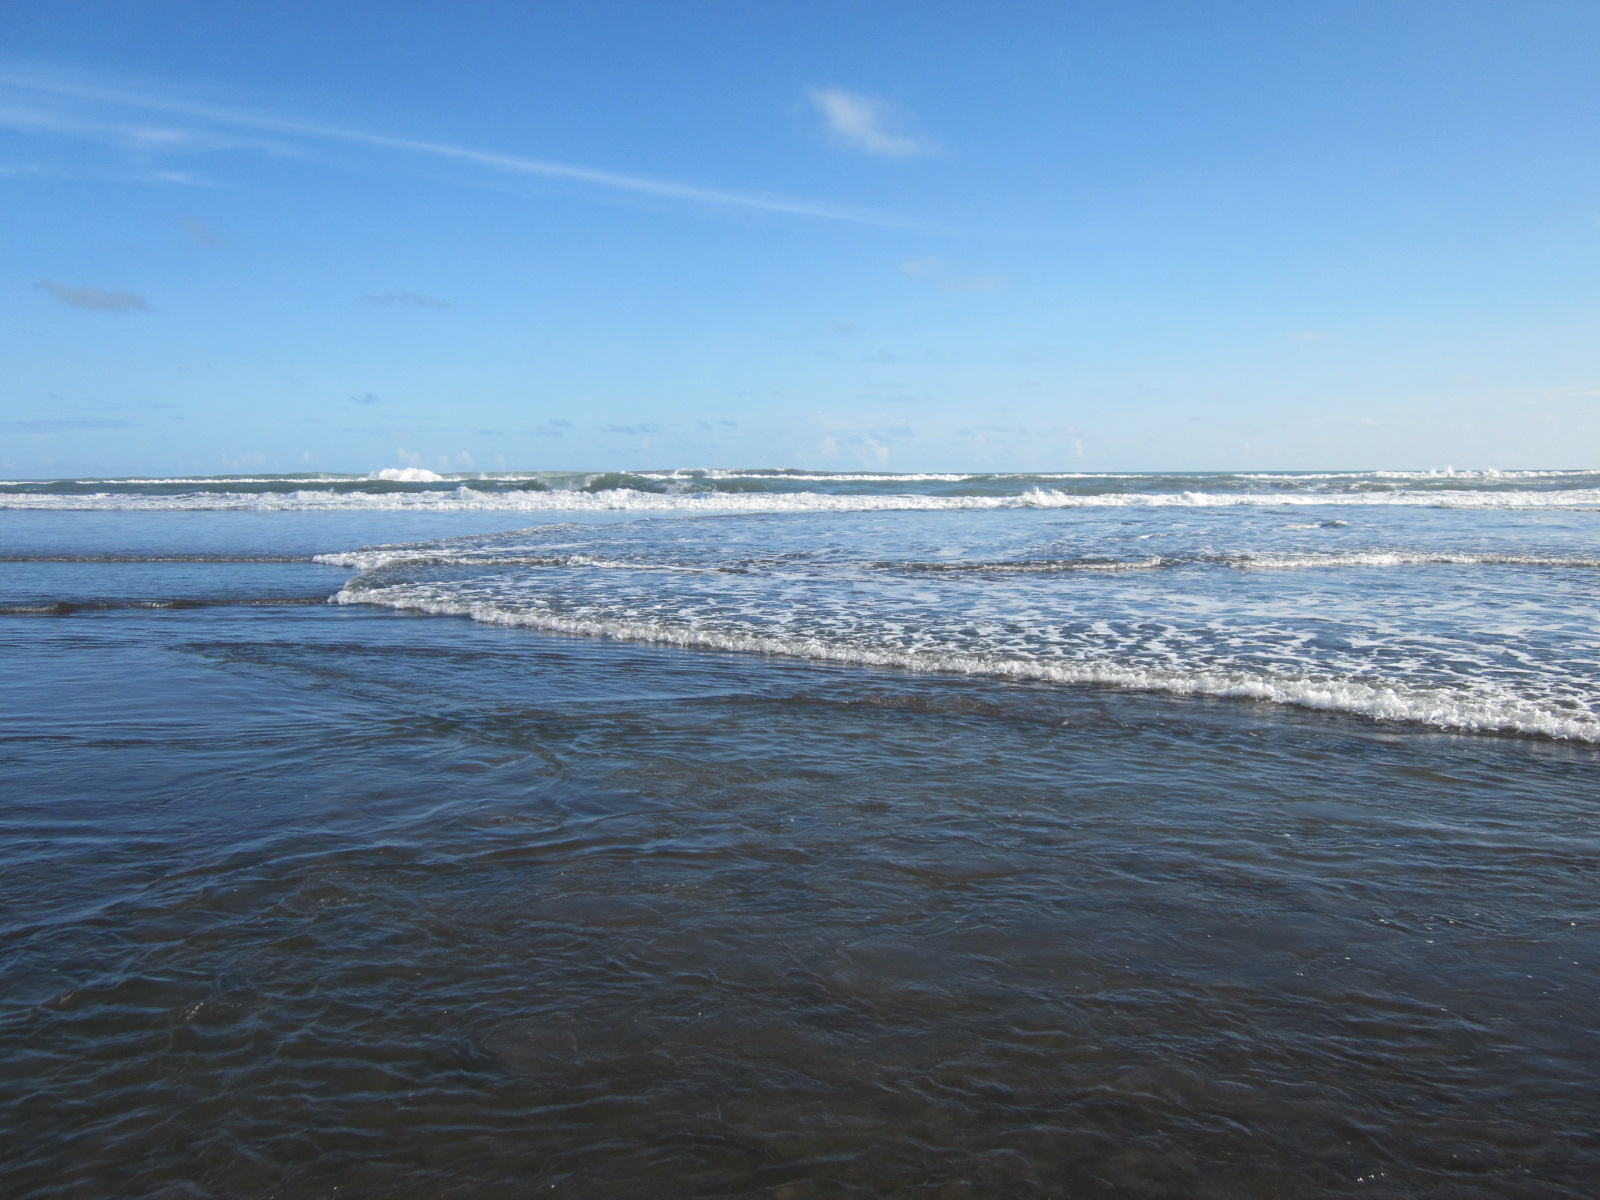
left=371, top=467, right=447, bottom=482
left=314, top=545, right=1600, bottom=574
left=332, top=585, right=1600, bottom=742
left=9, top=484, right=1600, bottom=513
left=53, top=476, right=356, bottom=485
left=636, top=470, right=987, bottom=482
left=1218, top=550, right=1600, bottom=570
left=646, top=468, right=1600, bottom=483
left=1236, top=468, right=1596, bottom=482
left=315, top=548, right=723, bottom=573
left=885, top=551, right=1600, bottom=573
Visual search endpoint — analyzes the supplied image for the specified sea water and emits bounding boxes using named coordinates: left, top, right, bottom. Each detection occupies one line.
left=2, top=470, right=1597, bottom=1197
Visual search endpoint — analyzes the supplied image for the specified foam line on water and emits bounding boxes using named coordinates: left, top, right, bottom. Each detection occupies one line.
left=876, top=551, right=1600, bottom=574
left=1219, top=551, right=1600, bottom=569
left=314, top=549, right=729, bottom=573
left=316, top=546, right=1600, bottom=572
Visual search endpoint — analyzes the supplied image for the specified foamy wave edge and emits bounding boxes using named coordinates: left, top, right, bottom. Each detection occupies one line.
left=333, top=587, right=1600, bottom=743
left=315, top=547, right=1600, bottom=572
left=9, top=485, right=1600, bottom=512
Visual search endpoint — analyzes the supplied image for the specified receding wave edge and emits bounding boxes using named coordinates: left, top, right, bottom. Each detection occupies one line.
left=333, top=586, right=1600, bottom=743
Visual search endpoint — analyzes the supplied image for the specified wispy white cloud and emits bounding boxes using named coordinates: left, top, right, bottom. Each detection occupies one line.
left=0, top=68, right=939, bottom=230
left=0, top=98, right=295, bottom=166
left=808, top=87, right=940, bottom=159
left=35, top=280, right=147, bottom=311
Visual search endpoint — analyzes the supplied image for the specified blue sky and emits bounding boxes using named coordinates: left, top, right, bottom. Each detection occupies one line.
left=3, top=0, right=1598, bottom=476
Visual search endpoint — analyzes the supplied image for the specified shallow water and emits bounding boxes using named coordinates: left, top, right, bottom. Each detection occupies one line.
left=2, top=477, right=1598, bottom=1197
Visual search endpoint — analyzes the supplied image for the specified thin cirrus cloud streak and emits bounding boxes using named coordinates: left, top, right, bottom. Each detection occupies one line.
left=0, top=69, right=943, bottom=232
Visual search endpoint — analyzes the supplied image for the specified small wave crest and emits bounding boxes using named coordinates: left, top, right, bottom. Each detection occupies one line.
left=370, top=467, right=446, bottom=482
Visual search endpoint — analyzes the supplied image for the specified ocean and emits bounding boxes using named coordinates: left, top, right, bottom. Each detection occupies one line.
left=3, top=469, right=1597, bottom=1197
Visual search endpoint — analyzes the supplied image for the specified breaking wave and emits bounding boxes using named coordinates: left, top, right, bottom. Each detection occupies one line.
left=8, top=485, right=1600, bottom=513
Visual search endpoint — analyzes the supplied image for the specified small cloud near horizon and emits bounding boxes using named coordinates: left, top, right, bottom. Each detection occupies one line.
left=349, top=392, right=381, bottom=405
left=35, top=280, right=148, bottom=312
left=808, top=87, right=941, bottom=158
left=362, top=291, right=450, bottom=309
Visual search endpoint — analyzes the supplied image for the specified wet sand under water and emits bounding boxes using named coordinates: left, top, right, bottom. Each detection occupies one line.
left=2, top=601, right=1597, bottom=1198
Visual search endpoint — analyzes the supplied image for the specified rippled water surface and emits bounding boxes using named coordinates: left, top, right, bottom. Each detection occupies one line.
left=3, top=476, right=1599, bottom=1197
